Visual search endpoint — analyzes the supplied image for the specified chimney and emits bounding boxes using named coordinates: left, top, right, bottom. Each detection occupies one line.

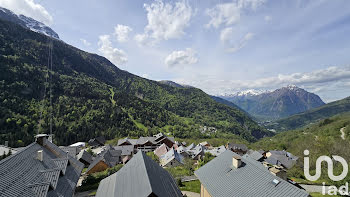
left=37, top=150, right=43, bottom=161
left=4, top=141, right=8, bottom=147
left=233, top=155, right=242, bottom=168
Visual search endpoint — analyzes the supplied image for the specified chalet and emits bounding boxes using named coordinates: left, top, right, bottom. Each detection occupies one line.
left=117, top=138, right=138, bottom=146
left=117, top=133, right=175, bottom=152
left=226, top=142, right=248, bottom=155
left=95, top=151, right=183, bottom=197
left=135, top=137, right=158, bottom=152
left=153, top=133, right=175, bottom=148
left=190, top=145, right=205, bottom=160
left=86, top=145, right=122, bottom=174
left=177, top=145, right=191, bottom=158
left=160, top=148, right=184, bottom=167
left=0, top=134, right=84, bottom=197
left=154, top=143, right=170, bottom=158
left=265, top=150, right=298, bottom=169
left=77, top=150, right=93, bottom=167
left=195, top=150, right=309, bottom=197
left=113, top=145, right=134, bottom=164
left=88, top=136, right=106, bottom=147
left=0, top=145, right=17, bottom=157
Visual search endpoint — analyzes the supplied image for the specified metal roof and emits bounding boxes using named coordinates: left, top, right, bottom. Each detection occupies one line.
left=86, top=146, right=122, bottom=173
left=248, top=150, right=264, bottom=161
left=59, top=146, right=79, bottom=158
left=113, top=145, right=134, bottom=156
left=0, top=137, right=84, bottom=197
left=96, top=151, right=183, bottom=197
left=195, top=150, right=309, bottom=197
left=160, top=148, right=184, bottom=166
left=206, top=145, right=226, bottom=157
left=77, top=150, right=93, bottom=164
left=154, top=143, right=169, bottom=158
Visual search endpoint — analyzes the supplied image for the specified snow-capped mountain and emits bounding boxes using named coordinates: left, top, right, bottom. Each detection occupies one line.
left=219, top=85, right=325, bottom=121
left=0, top=7, right=59, bottom=39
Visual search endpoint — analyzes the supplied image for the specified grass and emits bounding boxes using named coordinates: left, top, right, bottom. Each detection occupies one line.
left=179, top=180, right=201, bottom=193
left=310, top=192, right=341, bottom=197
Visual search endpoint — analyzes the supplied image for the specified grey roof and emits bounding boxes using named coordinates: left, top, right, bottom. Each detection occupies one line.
left=206, top=145, right=226, bottom=157
left=227, top=142, right=248, bottom=152
left=195, top=150, right=309, bottom=197
left=160, top=148, right=184, bottom=166
left=0, top=137, right=84, bottom=197
left=113, top=145, right=134, bottom=156
left=88, top=136, right=106, bottom=147
left=96, top=151, right=183, bottom=197
left=59, top=146, right=79, bottom=158
left=248, top=150, right=264, bottom=161
left=136, top=137, right=156, bottom=145
left=87, top=146, right=122, bottom=173
left=117, top=138, right=138, bottom=146
left=186, top=143, right=196, bottom=151
left=77, top=150, right=93, bottom=164
left=267, top=151, right=298, bottom=169
left=190, top=145, right=205, bottom=159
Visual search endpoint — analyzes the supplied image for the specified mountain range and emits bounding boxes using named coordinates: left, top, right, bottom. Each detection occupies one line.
left=0, top=7, right=59, bottom=39
left=220, top=85, right=325, bottom=121
left=0, top=14, right=272, bottom=147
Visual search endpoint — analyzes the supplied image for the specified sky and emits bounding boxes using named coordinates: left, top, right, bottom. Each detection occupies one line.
left=1, top=0, right=350, bottom=102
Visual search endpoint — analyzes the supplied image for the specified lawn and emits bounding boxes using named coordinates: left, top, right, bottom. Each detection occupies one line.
left=179, top=180, right=201, bottom=193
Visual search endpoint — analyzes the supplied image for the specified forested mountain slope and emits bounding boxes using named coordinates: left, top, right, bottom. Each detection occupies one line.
left=0, top=19, right=271, bottom=146
left=266, top=96, right=350, bottom=131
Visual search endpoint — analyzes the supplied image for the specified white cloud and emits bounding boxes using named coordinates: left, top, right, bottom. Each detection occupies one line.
left=114, top=24, right=132, bottom=43
left=80, top=39, right=91, bottom=46
left=136, top=0, right=192, bottom=45
left=175, top=66, right=350, bottom=97
left=98, top=35, right=127, bottom=66
left=220, top=27, right=234, bottom=42
left=205, top=0, right=266, bottom=28
left=0, top=0, right=53, bottom=25
left=165, top=48, right=198, bottom=67
left=226, top=32, right=254, bottom=53
left=264, top=15, right=272, bottom=22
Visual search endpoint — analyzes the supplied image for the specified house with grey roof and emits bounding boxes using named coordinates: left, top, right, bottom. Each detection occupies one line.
left=113, top=145, right=134, bottom=164
left=226, top=142, right=248, bottom=155
left=86, top=145, right=122, bottom=174
left=195, top=150, right=309, bottom=197
left=0, top=145, right=17, bottom=157
left=177, top=145, right=191, bottom=158
left=88, top=136, right=106, bottom=147
left=154, top=143, right=169, bottom=158
left=77, top=150, right=93, bottom=167
left=95, top=151, right=183, bottom=197
left=265, top=150, right=298, bottom=169
left=160, top=148, right=184, bottom=167
left=190, top=145, right=205, bottom=160
left=247, top=150, right=264, bottom=162
left=0, top=134, right=84, bottom=197
left=59, top=146, right=80, bottom=158
left=186, top=143, right=196, bottom=151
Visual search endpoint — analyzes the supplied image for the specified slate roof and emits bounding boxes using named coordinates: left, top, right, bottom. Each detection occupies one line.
left=113, top=145, right=134, bottom=156
left=186, top=143, right=196, bottom=151
left=59, top=146, right=79, bottom=158
left=195, top=150, right=309, bottom=197
left=160, top=148, right=184, bottom=166
left=190, top=145, right=205, bottom=159
left=96, top=151, right=183, bottom=197
left=227, top=142, right=248, bottom=152
left=266, top=151, right=298, bottom=169
left=77, top=150, right=93, bottom=165
left=87, top=146, right=122, bottom=173
left=117, top=138, right=138, bottom=146
left=248, top=150, right=264, bottom=161
left=136, top=137, right=156, bottom=145
left=88, top=136, right=106, bottom=147
left=0, top=136, right=84, bottom=197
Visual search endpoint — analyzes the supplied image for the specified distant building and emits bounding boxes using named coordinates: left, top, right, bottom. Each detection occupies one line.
left=77, top=150, right=93, bottom=167
left=226, top=142, right=248, bottom=155
left=195, top=150, right=309, bottom=197
left=0, top=145, right=17, bottom=157
left=160, top=148, right=184, bottom=167
left=206, top=145, right=226, bottom=157
left=88, top=136, right=106, bottom=147
left=199, top=141, right=212, bottom=149
left=0, top=134, right=84, bottom=197
left=177, top=145, right=191, bottom=158
left=154, top=143, right=170, bottom=158
left=117, top=133, right=175, bottom=152
left=190, top=145, right=205, bottom=160
left=247, top=150, right=264, bottom=162
left=265, top=150, right=298, bottom=169
left=95, top=151, right=183, bottom=197
left=69, top=142, right=86, bottom=148
left=113, top=145, right=134, bottom=164
left=59, top=146, right=80, bottom=158
left=86, top=145, right=122, bottom=174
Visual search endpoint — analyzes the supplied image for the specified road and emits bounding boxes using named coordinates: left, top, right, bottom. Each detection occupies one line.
left=340, top=127, right=346, bottom=140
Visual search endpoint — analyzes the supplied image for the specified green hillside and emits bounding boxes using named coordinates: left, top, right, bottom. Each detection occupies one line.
left=252, top=113, right=350, bottom=186
left=266, top=96, right=350, bottom=131
left=0, top=19, right=271, bottom=146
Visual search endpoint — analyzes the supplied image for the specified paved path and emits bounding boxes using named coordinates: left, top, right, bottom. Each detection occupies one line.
left=75, top=190, right=96, bottom=197
left=340, top=127, right=346, bottom=140
left=182, top=191, right=200, bottom=197
left=181, top=175, right=198, bottom=182
left=300, top=184, right=328, bottom=193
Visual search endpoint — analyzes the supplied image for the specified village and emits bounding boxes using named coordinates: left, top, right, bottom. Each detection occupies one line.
left=0, top=132, right=308, bottom=197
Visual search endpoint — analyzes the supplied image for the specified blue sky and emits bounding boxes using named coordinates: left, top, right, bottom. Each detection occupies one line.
left=1, top=0, right=350, bottom=102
